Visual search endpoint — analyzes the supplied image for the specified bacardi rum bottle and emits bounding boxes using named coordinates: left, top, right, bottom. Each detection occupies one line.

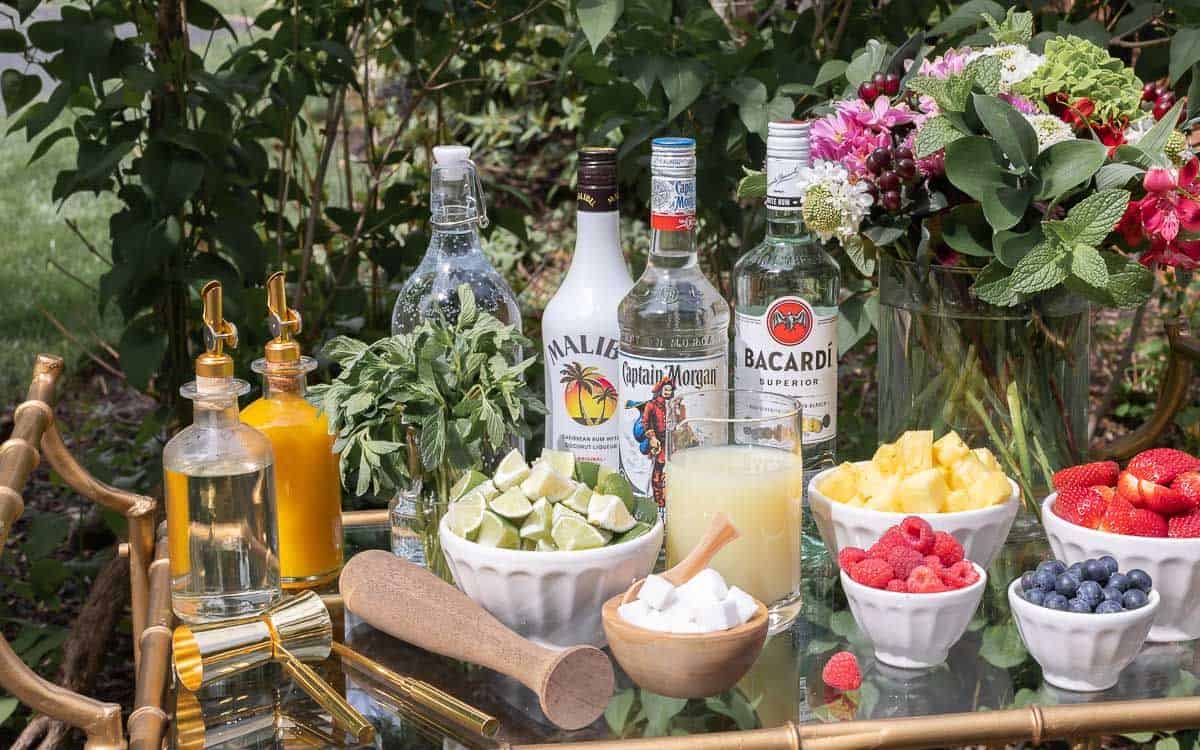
left=618, top=137, right=729, bottom=509
left=733, top=121, right=840, bottom=469
left=542, top=148, right=633, bottom=470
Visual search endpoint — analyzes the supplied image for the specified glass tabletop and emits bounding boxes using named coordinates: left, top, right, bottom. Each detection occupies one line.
left=174, top=520, right=1200, bottom=749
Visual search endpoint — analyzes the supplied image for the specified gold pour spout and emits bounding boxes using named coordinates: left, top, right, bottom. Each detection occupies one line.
left=264, top=271, right=303, bottom=364
left=197, top=281, right=238, bottom=379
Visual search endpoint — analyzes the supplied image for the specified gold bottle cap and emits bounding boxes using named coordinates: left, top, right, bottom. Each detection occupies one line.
left=196, top=281, right=238, bottom=380
left=263, top=271, right=302, bottom=365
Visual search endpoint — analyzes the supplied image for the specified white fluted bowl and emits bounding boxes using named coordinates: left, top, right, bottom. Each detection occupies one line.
left=439, top=516, right=663, bottom=649
left=840, top=562, right=986, bottom=668
left=1008, top=577, right=1158, bottom=691
left=1042, top=494, right=1200, bottom=642
left=809, top=465, right=1020, bottom=570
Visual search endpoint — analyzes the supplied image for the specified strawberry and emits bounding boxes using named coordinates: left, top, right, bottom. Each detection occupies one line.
left=1052, top=486, right=1109, bottom=529
left=1102, top=494, right=1169, bottom=537
left=822, top=651, right=862, bottom=691
left=1127, top=448, right=1200, bottom=485
left=1052, top=461, right=1119, bottom=491
left=1117, top=470, right=1194, bottom=515
left=1168, top=510, right=1200, bottom=538
left=1172, top=472, right=1200, bottom=507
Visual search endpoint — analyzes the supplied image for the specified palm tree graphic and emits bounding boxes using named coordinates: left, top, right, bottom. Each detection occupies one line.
left=592, top=382, right=618, bottom=424
left=560, top=362, right=603, bottom=425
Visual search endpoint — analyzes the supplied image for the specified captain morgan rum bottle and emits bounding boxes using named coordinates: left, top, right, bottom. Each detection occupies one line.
left=618, top=137, right=730, bottom=510
left=732, top=121, right=840, bottom=468
left=542, top=148, right=634, bottom=469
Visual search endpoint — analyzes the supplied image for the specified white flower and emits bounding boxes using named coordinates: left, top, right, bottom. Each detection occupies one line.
left=793, top=161, right=874, bottom=242
left=1123, top=115, right=1156, bottom=146
left=1023, top=113, right=1074, bottom=152
left=970, top=45, right=1044, bottom=90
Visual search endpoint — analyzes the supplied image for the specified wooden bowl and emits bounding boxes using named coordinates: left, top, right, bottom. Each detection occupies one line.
left=600, top=583, right=769, bottom=699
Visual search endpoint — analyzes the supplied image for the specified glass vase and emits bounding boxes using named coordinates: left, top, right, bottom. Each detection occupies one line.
left=388, top=472, right=454, bottom=583
left=877, top=257, right=1090, bottom=534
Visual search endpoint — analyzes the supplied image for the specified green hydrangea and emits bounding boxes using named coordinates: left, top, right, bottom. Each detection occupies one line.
left=1015, top=35, right=1143, bottom=123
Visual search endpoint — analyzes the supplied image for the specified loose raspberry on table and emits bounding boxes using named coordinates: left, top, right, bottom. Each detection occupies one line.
left=1051, top=461, right=1119, bottom=491
left=906, top=565, right=949, bottom=593
left=1127, top=448, right=1200, bottom=485
left=821, top=651, right=863, bottom=691
left=899, top=516, right=935, bottom=553
left=838, top=547, right=868, bottom=569
left=849, top=558, right=895, bottom=589
left=1168, top=510, right=1200, bottom=538
left=1053, top=486, right=1110, bottom=529
left=931, top=531, right=964, bottom=566
left=939, top=560, right=980, bottom=589
left=885, top=579, right=908, bottom=593
left=885, top=544, right=924, bottom=579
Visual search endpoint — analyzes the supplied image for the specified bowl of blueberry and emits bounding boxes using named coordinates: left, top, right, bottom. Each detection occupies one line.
left=1008, top=557, right=1158, bottom=692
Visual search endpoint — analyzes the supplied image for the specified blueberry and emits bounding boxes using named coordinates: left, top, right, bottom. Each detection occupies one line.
left=1067, top=597, right=1093, bottom=613
left=1038, top=560, right=1066, bottom=577
left=1055, top=573, right=1079, bottom=597
left=1033, top=569, right=1058, bottom=592
left=1083, top=559, right=1109, bottom=584
left=1107, top=572, right=1131, bottom=592
left=1078, top=580, right=1103, bottom=607
left=1024, top=588, right=1047, bottom=606
left=1128, top=569, right=1153, bottom=593
left=1067, top=562, right=1084, bottom=581
left=1101, top=586, right=1124, bottom=604
left=1044, top=593, right=1069, bottom=610
left=1123, top=588, right=1150, bottom=610
left=1021, top=571, right=1038, bottom=591
left=1099, top=555, right=1119, bottom=575
left=1096, top=600, right=1124, bottom=614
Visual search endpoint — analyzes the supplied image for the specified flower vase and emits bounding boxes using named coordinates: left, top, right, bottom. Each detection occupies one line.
left=389, top=476, right=453, bottom=582
left=877, top=257, right=1090, bottom=537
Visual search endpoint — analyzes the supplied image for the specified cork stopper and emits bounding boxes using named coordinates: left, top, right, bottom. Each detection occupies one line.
left=195, top=281, right=237, bottom=381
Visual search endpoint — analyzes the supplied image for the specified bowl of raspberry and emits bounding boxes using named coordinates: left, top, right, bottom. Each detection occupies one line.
left=1009, top=558, right=1158, bottom=691
left=1043, top=448, right=1200, bottom=642
left=838, top=517, right=987, bottom=669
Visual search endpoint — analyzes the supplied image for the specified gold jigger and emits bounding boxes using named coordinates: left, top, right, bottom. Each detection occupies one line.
left=174, top=687, right=351, bottom=749
left=173, top=591, right=374, bottom=744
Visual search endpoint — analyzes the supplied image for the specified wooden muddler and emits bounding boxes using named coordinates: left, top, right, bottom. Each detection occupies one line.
left=339, top=550, right=615, bottom=731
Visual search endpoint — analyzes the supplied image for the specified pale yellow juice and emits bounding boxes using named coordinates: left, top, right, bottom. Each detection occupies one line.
left=665, top=444, right=804, bottom=606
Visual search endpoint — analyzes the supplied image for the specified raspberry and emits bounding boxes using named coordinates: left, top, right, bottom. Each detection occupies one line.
left=923, top=554, right=944, bottom=572
left=931, top=531, right=964, bottom=566
left=1128, top=448, right=1200, bottom=485
left=879, top=527, right=907, bottom=549
left=838, top=547, right=868, bottom=569
left=885, top=545, right=924, bottom=579
left=866, top=542, right=891, bottom=560
left=939, top=560, right=980, bottom=589
left=1168, top=510, right=1200, bottom=538
left=885, top=579, right=908, bottom=593
left=906, top=565, right=950, bottom=593
left=899, top=516, right=935, bottom=553
left=1053, top=486, right=1110, bottom=529
left=821, top=651, right=862, bottom=691
left=849, top=558, right=895, bottom=589
left=1052, top=461, right=1119, bottom=491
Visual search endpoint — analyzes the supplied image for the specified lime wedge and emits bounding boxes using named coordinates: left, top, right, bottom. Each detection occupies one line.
left=520, top=463, right=575, bottom=502
left=488, top=487, right=533, bottom=522
left=450, top=470, right=490, bottom=501
left=614, top=522, right=653, bottom=545
left=536, top=538, right=558, bottom=552
left=446, top=502, right=485, bottom=540
left=493, top=449, right=530, bottom=491
left=455, top=484, right=493, bottom=510
left=552, top=516, right=611, bottom=551
left=587, top=493, right=638, bottom=533
left=539, top=449, right=576, bottom=478
left=553, top=503, right=587, bottom=525
left=574, top=461, right=601, bottom=488
left=521, top=538, right=538, bottom=551
left=520, top=498, right=553, bottom=541
left=596, top=473, right=636, bottom=513
left=597, top=464, right=618, bottom=483
left=475, top=510, right=520, bottom=549
left=561, top=483, right=593, bottom=515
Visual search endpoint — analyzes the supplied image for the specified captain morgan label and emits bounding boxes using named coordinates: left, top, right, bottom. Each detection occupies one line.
left=650, top=164, right=696, bottom=232
left=734, top=296, right=837, bottom=445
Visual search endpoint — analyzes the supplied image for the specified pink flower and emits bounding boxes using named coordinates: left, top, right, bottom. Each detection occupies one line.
left=1137, top=159, right=1200, bottom=243
left=902, top=131, right=945, bottom=177
left=999, top=93, right=1040, bottom=114
left=917, top=48, right=971, bottom=79
left=1141, top=238, right=1200, bottom=270
left=811, top=108, right=892, bottom=178
left=836, top=97, right=916, bottom=130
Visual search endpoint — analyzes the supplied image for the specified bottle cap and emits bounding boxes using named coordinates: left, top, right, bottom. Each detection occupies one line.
left=433, top=145, right=471, bottom=166
left=651, top=137, right=696, bottom=177
left=578, top=147, right=618, bottom=188
left=767, top=121, right=811, bottom=163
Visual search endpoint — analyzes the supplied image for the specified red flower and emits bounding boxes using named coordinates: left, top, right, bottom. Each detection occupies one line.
left=1047, top=93, right=1096, bottom=130
left=1140, top=237, right=1200, bottom=270
left=1095, top=120, right=1127, bottom=156
left=1138, top=159, right=1200, bottom=243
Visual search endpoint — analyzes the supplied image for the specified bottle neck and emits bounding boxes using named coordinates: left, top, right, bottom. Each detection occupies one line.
left=192, top=398, right=240, bottom=428
left=568, top=210, right=623, bottom=275
left=429, top=167, right=484, bottom=258
left=648, top=171, right=697, bottom=268
left=261, top=370, right=307, bottom=399
left=765, top=206, right=810, bottom=241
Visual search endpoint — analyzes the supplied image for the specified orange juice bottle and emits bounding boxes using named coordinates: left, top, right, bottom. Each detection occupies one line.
left=242, top=272, right=343, bottom=589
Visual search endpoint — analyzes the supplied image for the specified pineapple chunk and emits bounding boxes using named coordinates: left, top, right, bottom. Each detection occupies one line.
left=968, top=471, right=1012, bottom=508
left=864, top=474, right=902, bottom=512
left=844, top=495, right=867, bottom=508
left=933, top=431, right=971, bottom=468
left=944, top=488, right=973, bottom=513
left=949, top=453, right=989, bottom=491
left=897, top=430, right=934, bottom=475
left=897, top=468, right=947, bottom=514
left=973, top=448, right=1002, bottom=473
left=818, top=462, right=861, bottom=504
left=872, top=443, right=901, bottom=475
left=856, top=462, right=888, bottom=498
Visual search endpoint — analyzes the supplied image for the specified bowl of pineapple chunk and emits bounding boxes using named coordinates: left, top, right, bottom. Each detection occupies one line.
left=439, top=448, right=663, bottom=649
left=809, top=430, right=1020, bottom=569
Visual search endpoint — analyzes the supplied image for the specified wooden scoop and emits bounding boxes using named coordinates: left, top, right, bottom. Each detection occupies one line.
left=339, top=550, right=614, bottom=731
left=621, top=512, right=740, bottom=604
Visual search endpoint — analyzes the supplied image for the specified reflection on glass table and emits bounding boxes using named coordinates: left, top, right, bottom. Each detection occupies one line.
left=173, top=519, right=1200, bottom=748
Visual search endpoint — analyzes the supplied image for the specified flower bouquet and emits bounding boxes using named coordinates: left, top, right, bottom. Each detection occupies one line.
left=742, top=10, right=1196, bottom=514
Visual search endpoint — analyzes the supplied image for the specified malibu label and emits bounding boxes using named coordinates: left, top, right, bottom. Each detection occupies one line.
left=543, top=333, right=623, bottom=467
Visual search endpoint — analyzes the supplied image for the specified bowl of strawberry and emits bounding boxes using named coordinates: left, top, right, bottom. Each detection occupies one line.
left=838, top=517, right=987, bottom=669
left=1043, top=448, right=1200, bottom=642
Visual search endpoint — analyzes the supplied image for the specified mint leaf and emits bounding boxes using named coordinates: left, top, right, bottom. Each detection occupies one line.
left=1100, top=251, right=1155, bottom=308
left=1064, top=189, right=1130, bottom=246
left=973, top=260, right=1021, bottom=306
left=1009, top=240, right=1069, bottom=294
left=963, top=54, right=1002, bottom=95
left=994, top=226, right=1044, bottom=268
left=1070, top=243, right=1109, bottom=289
left=914, top=115, right=964, bottom=157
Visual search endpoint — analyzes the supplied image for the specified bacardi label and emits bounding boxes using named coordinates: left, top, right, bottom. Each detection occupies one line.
left=734, top=296, right=837, bottom=444
left=650, top=174, right=696, bottom=232
left=544, top=333, right=622, bottom=468
left=617, top=350, right=727, bottom=509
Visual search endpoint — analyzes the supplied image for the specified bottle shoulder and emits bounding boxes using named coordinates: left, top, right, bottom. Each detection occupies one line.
left=164, top=420, right=275, bottom=473
left=242, top=394, right=325, bottom=429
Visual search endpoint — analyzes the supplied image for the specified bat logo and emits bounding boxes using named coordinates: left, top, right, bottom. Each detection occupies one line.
left=766, top=298, right=814, bottom=346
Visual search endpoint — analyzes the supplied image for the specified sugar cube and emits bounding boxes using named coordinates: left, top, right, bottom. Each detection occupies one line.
left=618, top=600, right=651, bottom=628
left=637, top=574, right=676, bottom=610
left=676, top=569, right=728, bottom=609
left=725, top=586, right=759, bottom=624
left=641, top=609, right=672, bottom=632
left=693, top=599, right=741, bottom=633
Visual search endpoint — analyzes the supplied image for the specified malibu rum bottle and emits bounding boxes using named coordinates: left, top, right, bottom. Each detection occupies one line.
left=733, top=121, right=840, bottom=469
left=618, top=137, right=729, bottom=510
left=542, top=147, right=633, bottom=470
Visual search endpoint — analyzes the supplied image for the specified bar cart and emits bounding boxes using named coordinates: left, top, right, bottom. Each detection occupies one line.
left=2, top=323, right=1200, bottom=749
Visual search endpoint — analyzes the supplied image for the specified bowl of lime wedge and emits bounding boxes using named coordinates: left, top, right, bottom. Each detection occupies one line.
left=439, top=449, right=664, bottom=649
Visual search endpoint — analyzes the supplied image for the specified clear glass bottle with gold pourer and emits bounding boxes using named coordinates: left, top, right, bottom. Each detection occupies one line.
left=164, top=281, right=281, bottom=624
left=241, top=272, right=344, bottom=590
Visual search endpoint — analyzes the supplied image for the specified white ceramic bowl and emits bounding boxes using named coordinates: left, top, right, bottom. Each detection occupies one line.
left=840, top=562, right=986, bottom=668
left=1008, top=577, right=1158, bottom=691
left=438, top=516, right=663, bottom=649
left=1042, top=493, right=1200, bottom=642
left=809, top=465, right=1020, bottom=570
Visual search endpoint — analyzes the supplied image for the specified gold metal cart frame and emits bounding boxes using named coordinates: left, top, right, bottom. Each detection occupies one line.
left=1, top=330, right=1198, bottom=749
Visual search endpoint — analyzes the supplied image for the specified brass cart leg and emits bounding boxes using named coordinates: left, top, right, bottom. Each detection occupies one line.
left=128, top=535, right=173, bottom=750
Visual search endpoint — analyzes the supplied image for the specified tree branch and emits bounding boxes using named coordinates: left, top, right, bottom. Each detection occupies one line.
left=1090, top=300, right=1151, bottom=440
left=295, top=84, right=348, bottom=308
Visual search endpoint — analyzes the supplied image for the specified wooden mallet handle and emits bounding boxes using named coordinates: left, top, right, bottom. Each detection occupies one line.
left=339, top=550, right=614, bottom=730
